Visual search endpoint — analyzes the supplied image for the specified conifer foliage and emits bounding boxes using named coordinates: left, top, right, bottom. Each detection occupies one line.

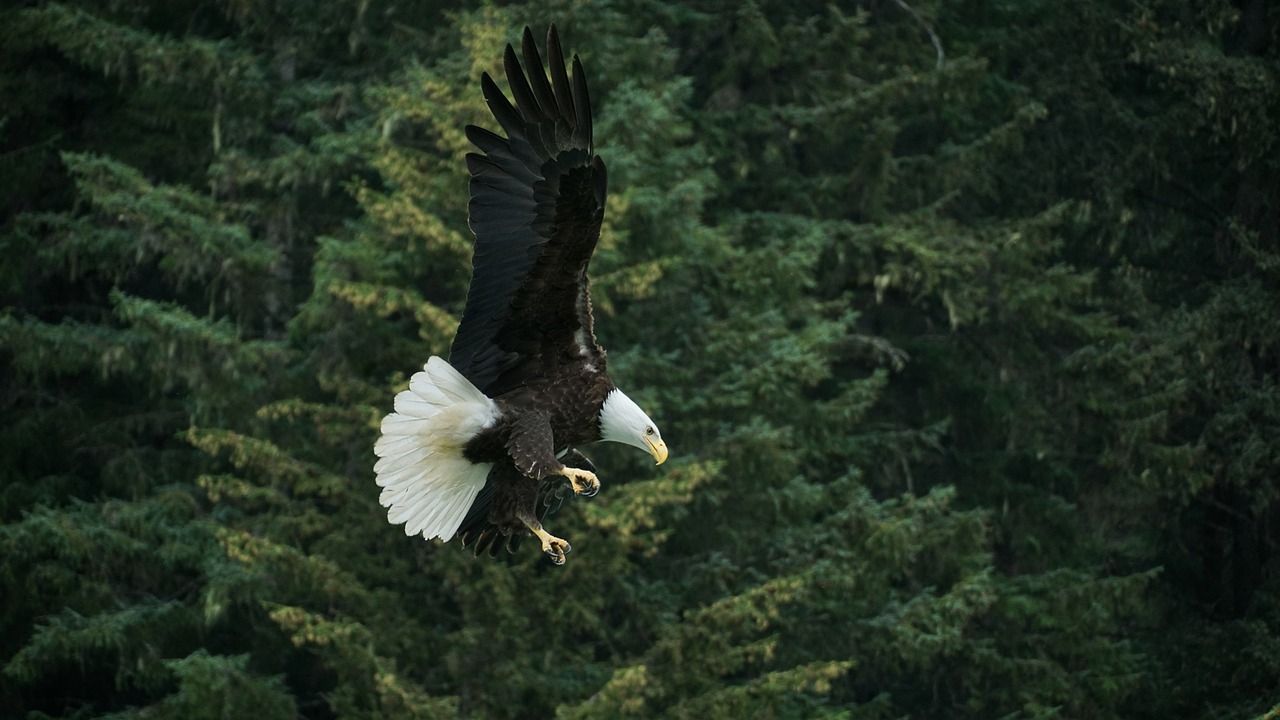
left=2, top=1, right=1277, bottom=718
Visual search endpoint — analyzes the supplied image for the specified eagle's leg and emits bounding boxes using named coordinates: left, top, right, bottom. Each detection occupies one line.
left=508, top=412, right=601, bottom=498
left=518, top=510, right=571, bottom=565
left=560, top=466, right=600, bottom=497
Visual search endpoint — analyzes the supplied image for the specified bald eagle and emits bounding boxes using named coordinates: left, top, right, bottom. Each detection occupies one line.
left=373, top=26, right=667, bottom=565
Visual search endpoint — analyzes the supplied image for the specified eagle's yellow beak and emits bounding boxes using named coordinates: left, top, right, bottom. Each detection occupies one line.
left=645, top=436, right=669, bottom=465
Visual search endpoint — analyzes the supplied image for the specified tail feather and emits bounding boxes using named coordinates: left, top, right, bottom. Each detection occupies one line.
left=387, top=476, right=441, bottom=523
left=374, top=433, right=421, bottom=457
left=408, top=375, right=451, bottom=405
left=375, top=356, right=498, bottom=542
left=380, top=414, right=434, bottom=435
left=373, top=448, right=434, bottom=476
left=393, top=390, right=442, bottom=418
left=424, top=356, right=489, bottom=403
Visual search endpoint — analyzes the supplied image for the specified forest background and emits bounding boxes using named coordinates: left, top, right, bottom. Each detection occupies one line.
left=2, top=0, right=1278, bottom=718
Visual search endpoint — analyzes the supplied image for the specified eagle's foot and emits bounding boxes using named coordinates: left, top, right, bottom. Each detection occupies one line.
left=522, top=516, right=572, bottom=565
left=562, top=466, right=600, bottom=497
left=541, top=534, right=571, bottom=565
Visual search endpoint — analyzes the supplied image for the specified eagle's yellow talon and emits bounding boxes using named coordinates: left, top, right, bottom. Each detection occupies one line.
left=562, top=466, right=600, bottom=497
left=522, top=515, right=571, bottom=565
left=543, top=536, right=570, bottom=564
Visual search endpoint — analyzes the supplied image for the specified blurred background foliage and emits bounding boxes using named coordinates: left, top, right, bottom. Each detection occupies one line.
left=1, top=0, right=1278, bottom=718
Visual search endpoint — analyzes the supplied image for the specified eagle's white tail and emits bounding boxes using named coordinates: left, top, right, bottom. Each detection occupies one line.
left=374, top=356, right=498, bottom=542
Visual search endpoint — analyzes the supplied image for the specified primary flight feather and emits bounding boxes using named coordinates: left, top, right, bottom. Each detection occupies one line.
left=374, top=25, right=667, bottom=565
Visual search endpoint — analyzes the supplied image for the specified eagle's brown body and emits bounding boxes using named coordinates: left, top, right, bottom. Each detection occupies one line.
left=457, top=367, right=615, bottom=552
left=462, top=370, right=616, bottom=467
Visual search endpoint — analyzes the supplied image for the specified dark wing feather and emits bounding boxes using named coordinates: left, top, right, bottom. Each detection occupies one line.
left=522, top=30, right=560, bottom=124
left=450, top=25, right=607, bottom=396
left=546, top=27, right=576, bottom=124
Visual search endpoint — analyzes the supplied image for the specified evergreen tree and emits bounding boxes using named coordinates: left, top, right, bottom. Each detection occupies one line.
left=2, top=0, right=1277, bottom=718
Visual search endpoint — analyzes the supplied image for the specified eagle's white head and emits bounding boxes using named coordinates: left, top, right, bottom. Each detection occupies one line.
left=599, top=388, right=668, bottom=465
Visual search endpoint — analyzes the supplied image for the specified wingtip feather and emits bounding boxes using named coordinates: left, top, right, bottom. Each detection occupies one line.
left=546, top=25, right=575, bottom=123
left=570, top=54, right=592, bottom=148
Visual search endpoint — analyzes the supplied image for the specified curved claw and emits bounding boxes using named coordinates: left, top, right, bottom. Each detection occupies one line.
left=545, top=538, right=571, bottom=565
left=563, top=467, right=600, bottom=497
left=521, top=513, right=573, bottom=566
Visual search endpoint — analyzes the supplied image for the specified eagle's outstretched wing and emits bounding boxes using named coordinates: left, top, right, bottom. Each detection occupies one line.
left=449, top=25, right=608, bottom=397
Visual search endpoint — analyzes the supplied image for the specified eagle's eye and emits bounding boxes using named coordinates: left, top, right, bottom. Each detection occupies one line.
left=645, top=427, right=655, bottom=436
